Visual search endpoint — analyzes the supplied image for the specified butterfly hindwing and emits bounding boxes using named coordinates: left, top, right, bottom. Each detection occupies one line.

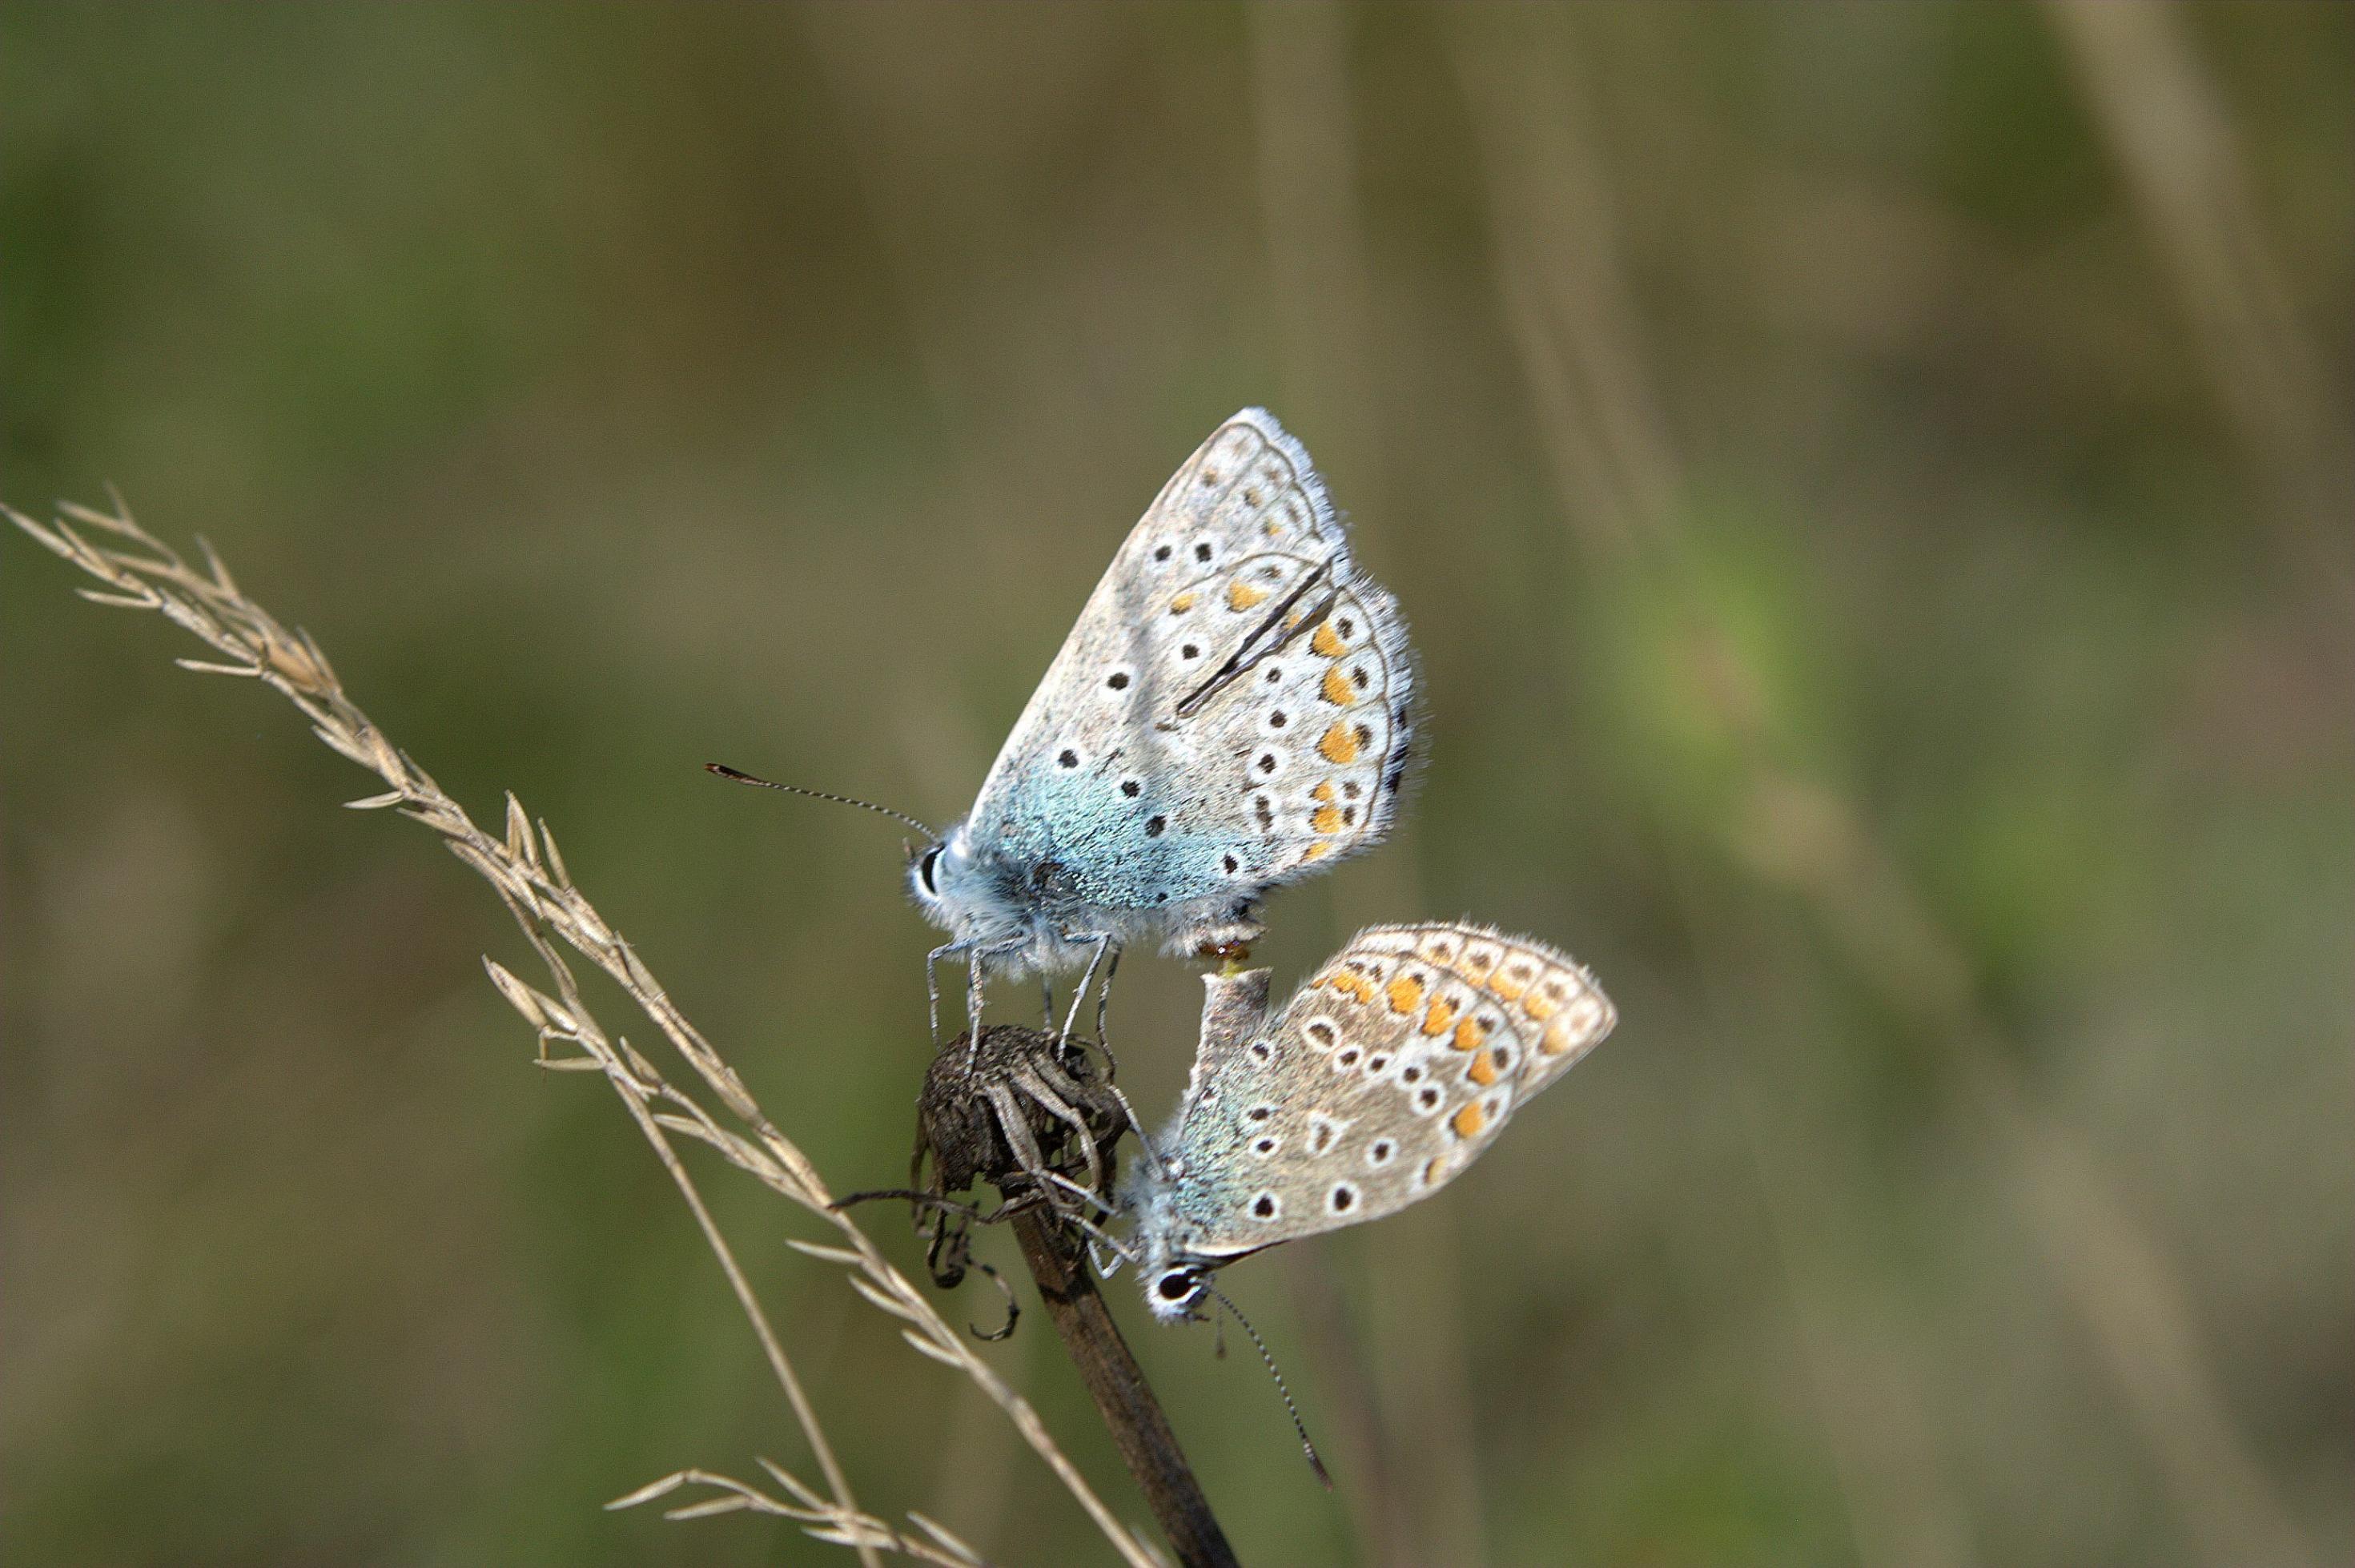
left=965, top=411, right=1415, bottom=927
left=1165, top=922, right=1615, bottom=1258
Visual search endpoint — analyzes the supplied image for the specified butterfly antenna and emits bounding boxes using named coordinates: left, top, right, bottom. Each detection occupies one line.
left=1207, top=1283, right=1332, bottom=1489
left=704, top=763, right=934, bottom=837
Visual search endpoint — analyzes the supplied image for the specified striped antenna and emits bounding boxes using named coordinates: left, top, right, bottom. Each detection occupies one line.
left=1208, top=1282, right=1332, bottom=1489
left=704, top=763, right=934, bottom=838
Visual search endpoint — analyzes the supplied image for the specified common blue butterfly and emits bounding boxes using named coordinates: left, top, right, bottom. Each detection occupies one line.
left=1128, top=921, right=1614, bottom=1318
left=910, top=409, right=1417, bottom=1036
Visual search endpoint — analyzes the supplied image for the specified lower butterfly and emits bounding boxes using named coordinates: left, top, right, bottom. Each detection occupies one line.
left=1126, top=920, right=1616, bottom=1318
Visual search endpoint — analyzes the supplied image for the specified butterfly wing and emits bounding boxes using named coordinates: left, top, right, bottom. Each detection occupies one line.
left=1161, top=922, right=1615, bottom=1259
left=965, top=410, right=1417, bottom=929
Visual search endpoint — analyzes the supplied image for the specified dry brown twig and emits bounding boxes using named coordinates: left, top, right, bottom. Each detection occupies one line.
left=10, top=497, right=1163, bottom=1568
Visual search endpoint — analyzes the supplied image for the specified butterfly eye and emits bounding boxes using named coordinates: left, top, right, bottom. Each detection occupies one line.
left=917, top=846, right=942, bottom=896
left=1155, top=1270, right=1197, bottom=1303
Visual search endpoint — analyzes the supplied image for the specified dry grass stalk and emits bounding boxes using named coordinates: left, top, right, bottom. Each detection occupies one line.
left=607, top=1465, right=995, bottom=1567
left=9, top=497, right=1161, bottom=1568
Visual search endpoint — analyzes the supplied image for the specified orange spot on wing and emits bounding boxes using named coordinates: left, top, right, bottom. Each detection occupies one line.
left=1311, top=780, right=1336, bottom=802
left=1541, top=1018, right=1582, bottom=1055
left=1467, top=1049, right=1499, bottom=1087
left=1451, top=1102, right=1488, bottom=1139
left=1522, top=984, right=1561, bottom=1022
left=1320, top=668, right=1353, bottom=706
left=1312, top=804, right=1344, bottom=834
left=1312, top=621, right=1346, bottom=658
left=1453, top=1016, right=1489, bottom=1052
left=1169, top=591, right=1196, bottom=614
left=1421, top=996, right=1459, bottom=1037
left=1302, top=842, right=1330, bottom=863
left=1385, top=974, right=1426, bottom=1015
left=1491, top=963, right=1533, bottom=1002
left=1316, top=722, right=1359, bottom=764
left=1227, top=580, right=1269, bottom=611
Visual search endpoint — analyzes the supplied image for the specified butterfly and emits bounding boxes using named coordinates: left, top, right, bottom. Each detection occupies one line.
left=1127, top=920, right=1615, bottom=1319
left=909, top=409, right=1417, bottom=1037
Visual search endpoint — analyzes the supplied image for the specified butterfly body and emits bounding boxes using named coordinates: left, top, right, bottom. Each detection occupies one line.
left=1130, top=921, right=1617, bottom=1319
left=908, top=820, right=1256, bottom=983
left=911, top=409, right=1417, bottom=993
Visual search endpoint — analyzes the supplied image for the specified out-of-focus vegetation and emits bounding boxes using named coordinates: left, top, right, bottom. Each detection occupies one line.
left=3, top=6, right=2346, bottom=1565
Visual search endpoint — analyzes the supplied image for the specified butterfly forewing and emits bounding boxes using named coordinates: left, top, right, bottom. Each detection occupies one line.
left=1121, top=413, right=1348, bottom=567
left=1170, top=922, right=1615, bottom=1258
left=967, top=410, right=1415, bottom=921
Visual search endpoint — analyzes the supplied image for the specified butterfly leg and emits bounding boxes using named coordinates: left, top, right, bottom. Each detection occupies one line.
left=1040, top=975, right=1056, bottom=1031
left=965, top=955, right=986, bottom=1062
left=1054, top=931, right=1155, bottom=1162
left=962, top=941, right=1024, bottom=1066
left=1055, top=943, right=1160, bottom=1172
left=924, top=939, right=975, bottom=1045
left=1094, top=943, right=1123, bottom=1051
left=1085, top=948, right=1163, bottom=1156
left=1055, top=930, right=1119, bottom=1046
left=1036, top=1170, right=1140, bottom=1272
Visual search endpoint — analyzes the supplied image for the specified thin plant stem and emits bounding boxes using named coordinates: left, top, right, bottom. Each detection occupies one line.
left=1009, top=1209, right=1238, bottom=1568
left=2044, top=0, right=2353, bottom=636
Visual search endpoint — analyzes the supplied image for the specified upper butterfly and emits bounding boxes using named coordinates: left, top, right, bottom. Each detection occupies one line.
left=910, top=408, right=1418, bottom=1009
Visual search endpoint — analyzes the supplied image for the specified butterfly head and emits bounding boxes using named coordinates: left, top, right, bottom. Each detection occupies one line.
left=906, top=822, right=1026, bottom=943
left=1147, top=1263, right=1209, bottom=1321
left=1137, top=1204, right=1211, bottom=1320
left=1123, top=1154, right=1212, bottom=1320
left=907, top=830, right=947, bottom=907
left=906, top=823, right=975, bottom=923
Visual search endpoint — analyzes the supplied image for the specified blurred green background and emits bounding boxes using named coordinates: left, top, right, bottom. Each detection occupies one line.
left=4, top=5, right=2348, bottom=1565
